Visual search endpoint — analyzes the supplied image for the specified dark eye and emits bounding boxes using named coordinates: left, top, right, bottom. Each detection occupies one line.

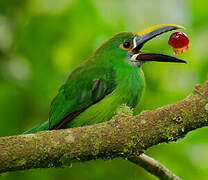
left=123, top=41, right=130, bottom=48
left=120, top=40, right=133, bottom=51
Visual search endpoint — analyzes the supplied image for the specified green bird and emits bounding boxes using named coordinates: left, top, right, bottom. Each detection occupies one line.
left=24, top=24, right=187, bottom=134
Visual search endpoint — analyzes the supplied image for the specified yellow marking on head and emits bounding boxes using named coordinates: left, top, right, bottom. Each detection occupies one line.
left=136, top=24, right=185, bottom=36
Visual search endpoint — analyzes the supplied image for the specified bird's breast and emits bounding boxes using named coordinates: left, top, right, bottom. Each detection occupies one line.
left=114, top=66, right=145, bottom=108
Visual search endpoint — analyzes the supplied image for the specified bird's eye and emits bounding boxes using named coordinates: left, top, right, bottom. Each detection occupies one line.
left=120, top=40, right=133, bottom=51
left=123, top=41, right=130, bottom=48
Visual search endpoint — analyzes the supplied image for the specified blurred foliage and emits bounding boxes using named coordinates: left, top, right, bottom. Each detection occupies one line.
left=0, top=0, right=208, bottom=179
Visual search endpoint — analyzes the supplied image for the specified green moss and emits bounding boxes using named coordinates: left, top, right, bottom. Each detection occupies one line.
left=13, top=159, right=27, bottom=167
left=116, top=104, right=133, bottom=117
left=205, top=103, right=208, bottom=112
left=59, top=153, right=72, bottom=167
left=121, top=134, right=145, bottom=156
left=92, top=140, right=100, bottom=156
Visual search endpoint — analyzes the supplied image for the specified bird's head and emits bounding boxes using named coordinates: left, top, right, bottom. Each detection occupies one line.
left=95, top=24, right=187, bottom=67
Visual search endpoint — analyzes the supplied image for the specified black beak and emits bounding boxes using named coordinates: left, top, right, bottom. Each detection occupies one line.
left=134, top=53, right=187, bottom=63
left=132, top=24, right=187, bottom=64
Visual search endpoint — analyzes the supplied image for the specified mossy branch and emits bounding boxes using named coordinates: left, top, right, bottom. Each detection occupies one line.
left=0, top=79, right=208, bottom=175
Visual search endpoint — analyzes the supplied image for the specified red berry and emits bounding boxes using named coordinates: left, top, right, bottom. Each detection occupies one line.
left=168, top=31, right=189, bottom=54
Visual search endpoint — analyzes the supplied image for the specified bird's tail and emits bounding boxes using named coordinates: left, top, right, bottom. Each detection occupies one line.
left=23, top=121, right=50, bottom=134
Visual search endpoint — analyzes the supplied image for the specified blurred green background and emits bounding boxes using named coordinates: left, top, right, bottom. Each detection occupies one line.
left=0, top=0, right=208, bottom=179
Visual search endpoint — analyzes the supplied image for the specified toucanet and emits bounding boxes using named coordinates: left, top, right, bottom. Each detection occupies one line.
left=24, top=24, right=187, bottom=134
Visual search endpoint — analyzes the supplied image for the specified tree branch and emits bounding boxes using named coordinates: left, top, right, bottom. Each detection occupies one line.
left=0, top=79, right=208, bottom=176
left=129, top=154, right=180, bottom=180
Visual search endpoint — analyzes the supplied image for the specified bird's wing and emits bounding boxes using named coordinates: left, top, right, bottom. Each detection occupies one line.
left=49, top=62, right=116, bottom=129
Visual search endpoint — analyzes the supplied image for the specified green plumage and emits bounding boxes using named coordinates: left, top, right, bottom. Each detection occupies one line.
left=24, top=32, right=145, bottom=134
